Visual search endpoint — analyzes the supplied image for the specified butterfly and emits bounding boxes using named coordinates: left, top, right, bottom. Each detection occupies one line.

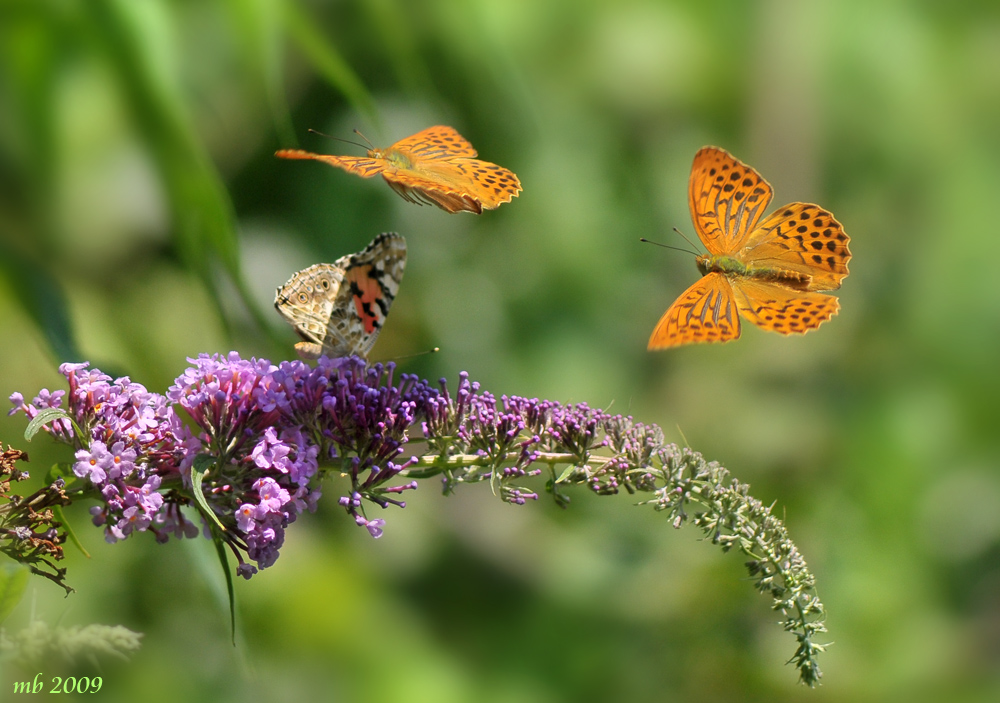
left=275, top=125, right=522, bottom=214
left=274, top=232, right=406, bottom=359
left=648, top=146, right=851, bottom=350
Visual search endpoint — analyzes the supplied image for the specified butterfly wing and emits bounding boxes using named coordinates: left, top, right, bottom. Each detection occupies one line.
left=324, top=232, right=407, bottom=358
left=275, top=149, right=385, bottom=178
left=689, top=146, right=773, bottom=255
left=731, top=278, right=840, bottom=335
left=384, top=126, right=521, bottom=213
left=390, top=125, right=479, bottom=158
left=382, top=172, right=486, bottom=214
left=383, top=159, right=522, bottom=213
left=740, top=202, right=851, bottom=291
left=274, top=263, right=348, bottom=359
left=648, top=272, right=741, bottom=349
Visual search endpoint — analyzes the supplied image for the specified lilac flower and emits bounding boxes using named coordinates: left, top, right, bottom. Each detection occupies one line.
left=253, top=477, right=289, bottom=514
left=236, top=504, right=256, bottom=533
left=251, top=428, right=291, bottom=472
left=106, top=441, right=138, bottom=480
left=356, top=516, right=385, bottom=539
left=74, top=441, right=111, bottom=483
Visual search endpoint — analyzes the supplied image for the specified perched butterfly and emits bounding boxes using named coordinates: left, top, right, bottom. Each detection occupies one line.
left=275, top=125, right=521, bottom=214
left=274, top=232, right=406, bottom=359
left=648, top=146, right=851, bottom=350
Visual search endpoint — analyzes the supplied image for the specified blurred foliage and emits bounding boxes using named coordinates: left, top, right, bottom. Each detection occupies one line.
left=1, top=0, right=999, bottom=700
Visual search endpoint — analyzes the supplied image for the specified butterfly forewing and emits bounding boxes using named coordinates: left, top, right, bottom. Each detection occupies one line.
left=274, top=150, right=385, bottom=179
left=740, top=202, right=851, bottom=291
left=648, top=272, right=741, bottom=350
left=330, top=234, right=406, bottom=356
left=731, top=278, right=840, bottom=335
left=392, top=125, right=478, bottom=158
left=689, top=147, right=774, bottom=255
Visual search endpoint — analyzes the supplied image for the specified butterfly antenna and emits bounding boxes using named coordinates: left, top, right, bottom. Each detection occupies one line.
left=672, top=227, right=703, bottom=254
left=352, top=128, right=375, bottom=149
left=639, top=238, right=699, bottom=257
left=307, top=128, right=369, bottom=152
left=378, top=347, right=440, bottom=363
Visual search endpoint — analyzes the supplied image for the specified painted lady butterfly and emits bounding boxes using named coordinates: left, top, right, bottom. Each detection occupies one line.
left=274, top=232, right=407, bottom=359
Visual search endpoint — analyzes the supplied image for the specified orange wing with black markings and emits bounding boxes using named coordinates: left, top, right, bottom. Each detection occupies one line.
left=648, top=273, right=741, bottom=349
left=688, top=146, right=774, bottom=255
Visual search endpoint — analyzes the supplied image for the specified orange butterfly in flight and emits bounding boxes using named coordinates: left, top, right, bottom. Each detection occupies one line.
left=648, top=146, right=851, bottom=350
left=275, top=125, right=521, bottom=214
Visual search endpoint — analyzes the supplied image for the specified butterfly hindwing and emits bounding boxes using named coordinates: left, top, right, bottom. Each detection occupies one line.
left=740, top=202, right=851, bottom=291
left=273, top=263, right=346, bottom=359
left=689, top=146, right=774, bottom=256
left=383, top=172, right=484, bottom=213
left=394, top=160, right=521, bottom=212
left=731, top=278, right=841, bottom=335
left=647, top=272, right=741, bottom=350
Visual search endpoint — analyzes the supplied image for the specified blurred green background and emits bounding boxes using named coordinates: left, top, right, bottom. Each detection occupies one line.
left=2, top=0, right=999, bottom=700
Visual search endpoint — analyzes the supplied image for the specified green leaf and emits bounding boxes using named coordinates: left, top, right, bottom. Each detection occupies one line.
left=191, top=454, right=227, bottom=533
left=283, top=0, right=380, bottom=128
left=211, top=529, right=237, bottom=644
left=555, top=465, right=577, bottom=484
left=24, top=407, right=72, bottom=441
left=224, top=0, right=297, bottom=145
left=0, top=563, right=31, bottom=625
left=55, top=504, right=91, bottom=559
left=43, top=462, right=73, bottom=483
left=83, top=0, right=276, bottom=345
left=0, top=244, right=79, bottom=363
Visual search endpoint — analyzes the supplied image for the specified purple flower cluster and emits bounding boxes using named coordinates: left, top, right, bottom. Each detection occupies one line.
left=10, top=354, right=435, bottom=578
left=166, top=353, right=323, bottom=576
left=10, top=354, right=673, bottom=573
left=10, top=363, right=191, bottom=544
left=416, top=371, right=671, bottom=505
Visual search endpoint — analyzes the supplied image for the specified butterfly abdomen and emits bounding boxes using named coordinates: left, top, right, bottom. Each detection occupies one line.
left=697, top=254, right=812, bottom=291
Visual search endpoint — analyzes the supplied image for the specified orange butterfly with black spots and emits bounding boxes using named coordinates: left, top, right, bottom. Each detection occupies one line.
left=276, top=125, right=521, bottom=214
left=648, top=146, right=851, bottom=350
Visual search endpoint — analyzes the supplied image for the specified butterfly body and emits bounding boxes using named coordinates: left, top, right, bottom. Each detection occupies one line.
left=274, top=233, right=406, bottom=360
left=373, top=147, right=412, bottom=169
left=696, top=254, right=813, bottom=290
left=276, top=125, right=521, bottom=214
left=648, top=147, right=851, bottom=350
